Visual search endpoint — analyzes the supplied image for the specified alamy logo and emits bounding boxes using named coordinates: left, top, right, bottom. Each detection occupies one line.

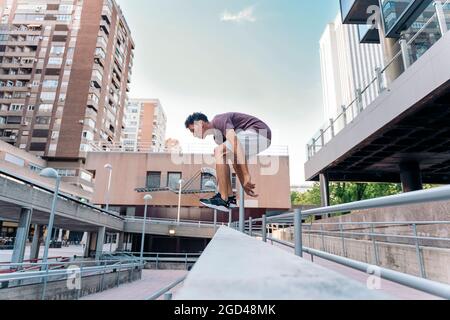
left=66, top=265, right=81, bottom=290
left=367, top=5, right=382, bottom=30
left=366, top=265, right=382, bottom=290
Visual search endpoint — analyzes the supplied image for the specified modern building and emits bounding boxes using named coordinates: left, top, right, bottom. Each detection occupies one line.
left=306, top=0, right=450, bottom=204
left=122, top=99, right=167, bottom=152
left=85, top=150, right=291, bottom=220
left=320, top=13, right=384, bottom=121
left=0, top=0, right=135, bottom=188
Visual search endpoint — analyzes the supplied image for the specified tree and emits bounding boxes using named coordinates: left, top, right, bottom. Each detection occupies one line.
left=292, top=182, right=403, bottom=206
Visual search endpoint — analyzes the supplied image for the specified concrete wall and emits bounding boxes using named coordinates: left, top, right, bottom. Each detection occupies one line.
left=0, top=268, right=142, bottom=300
left=273, top=230, right=450, bottom=285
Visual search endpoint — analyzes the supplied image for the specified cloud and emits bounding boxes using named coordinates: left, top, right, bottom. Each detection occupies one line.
left=221, top=6, right=256, bottom=23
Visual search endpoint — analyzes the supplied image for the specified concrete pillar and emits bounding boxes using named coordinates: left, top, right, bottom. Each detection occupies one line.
left=57, top=229, right=63, bottom=242
left=95, top=226, right=106, bottom=260
left=319, top=173, right=330, bottom=207
left=400, top=162, right=423, bottom=193
left=29, top=225, right=42, bottom=261
left=83, top=232, right=91, bottom=258
left=117, top=232, right=124, bottom=252
left=11, top=208, right=32, bottom=264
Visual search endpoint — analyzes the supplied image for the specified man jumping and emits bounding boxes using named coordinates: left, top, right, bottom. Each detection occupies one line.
left=185, top=112, right=272, bottom=212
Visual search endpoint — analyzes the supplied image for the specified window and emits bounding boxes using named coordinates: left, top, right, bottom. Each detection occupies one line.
left=9, top=104, right=24, bottom=111
left=27, top=105, right=35, bottom=111
left=29, top=143, right=47, bottom=151
left=201, top=173, right=216, bottom=190
left=29, top=164, right=43, bottom=173
left=5, top=153, right=25, bottom=167
left=50, top=46, right=65, bottom=55
left=6, top=116, right=21, bottom=124
left=146, top=172, right=161, bottom=189
left=167, top=172, right=182, bottom=190
left=32, top=129, right=49, bottom=138
left=56, top=169, right=76, bottom=177
left=40, top=92, right=56, bottom=101
left=48, top=57, right=62, bottom=65
left=35, top=117, right=50, bottom=125
left=38, top=104, right=53, bottom=112
left=42, top=79, right=58, bottom=88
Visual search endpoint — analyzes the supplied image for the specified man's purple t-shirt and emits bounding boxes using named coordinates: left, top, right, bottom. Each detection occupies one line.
left=211, top=112, right=272, bottom=143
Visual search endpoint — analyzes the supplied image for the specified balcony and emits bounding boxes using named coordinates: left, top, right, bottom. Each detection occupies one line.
left=382, top=0, right=434, bottom=38
left=340, top=0, right=380, bottom=24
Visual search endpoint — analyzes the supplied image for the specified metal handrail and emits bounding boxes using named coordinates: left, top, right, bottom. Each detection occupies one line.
left=145, top=275, right=187, bottom=300
left=0, top=168, right=124, bottom=221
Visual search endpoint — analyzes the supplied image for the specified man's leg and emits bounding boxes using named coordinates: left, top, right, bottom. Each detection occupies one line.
left=215, top=144, right=233, bottom=201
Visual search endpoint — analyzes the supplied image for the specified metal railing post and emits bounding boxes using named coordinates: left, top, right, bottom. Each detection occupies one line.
left=341, top=105, right=347, bottom=126
left=340, top=223, right=346, bottom=257
left=249, top=217, right=253, bottom=237
left=371, top=224, right=380, bottom=266
left=356, top=88, right=363, bottom=113
left=330, top=119, right=335, bottom=138
left=400, top=37, right=411, bottom=69
left=185, top=254, right=188, bottom=270
left=434, top=0, right=448, bottom=35
left=262, top=215, right=267, bottom=242
left=320, top=129, right=325, bottom=147
left=320, top=225, right=326, bottom=252
left=294, top=209, right=303, bottom=257
left=375, top=67, right=385, bottom=94
left=412, top=224, right=426, bottom=278
left=311, top=138, right=316, bottom=155
left=41, top=263, right=49, bottom=300
left=100, top=260, right=106, bottom=291
left=156, top=253, right=159, bottom=270
left=116, top=261, right=121, bottom=287
left=77, top=262, right=83, bottom=300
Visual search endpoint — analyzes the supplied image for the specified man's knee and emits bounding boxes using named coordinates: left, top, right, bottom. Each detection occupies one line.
left=214, top=145, right=226, bottom=158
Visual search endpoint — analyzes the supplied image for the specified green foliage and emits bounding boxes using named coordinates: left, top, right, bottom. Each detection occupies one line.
left=291, top=182, right=403, bottom=206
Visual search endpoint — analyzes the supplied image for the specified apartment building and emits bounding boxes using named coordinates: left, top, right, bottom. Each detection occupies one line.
left=122, top=99, right=167, bottom=152
left=0, top=0, right=134, bottom=186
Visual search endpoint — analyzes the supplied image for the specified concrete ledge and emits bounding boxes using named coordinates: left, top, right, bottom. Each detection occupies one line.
left=174, top=227, right=389, bottom=300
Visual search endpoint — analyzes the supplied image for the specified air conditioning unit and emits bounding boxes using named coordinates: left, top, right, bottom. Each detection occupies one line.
left=26, top=93, right=31, bottom=97
left=78, top=120, right=84, bottom=124
left=27, top=84, right=32, bottom=89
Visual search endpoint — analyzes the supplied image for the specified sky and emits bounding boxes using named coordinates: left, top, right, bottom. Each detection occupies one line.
left=116, top=0, right=340, bottom=185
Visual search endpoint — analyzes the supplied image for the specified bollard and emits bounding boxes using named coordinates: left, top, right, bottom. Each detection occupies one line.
left=294, top=209, right=303, bottom=257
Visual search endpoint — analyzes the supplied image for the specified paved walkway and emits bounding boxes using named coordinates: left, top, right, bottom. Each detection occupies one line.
left=0, top=245, right=84, bottom=263
left=80, top=270, right=188, bottom=300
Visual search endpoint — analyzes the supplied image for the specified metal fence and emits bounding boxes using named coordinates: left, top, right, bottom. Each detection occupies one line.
left=0, top=258, right=144, bottom=300
left=307, top=0, right=450, bottom=159
left=234, top=184, right=450, bottom=299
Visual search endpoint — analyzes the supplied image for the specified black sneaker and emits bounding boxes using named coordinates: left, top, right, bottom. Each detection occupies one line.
left=200, top=193, right=230, bottom=212
left=228, top=196, right=238, bottom=209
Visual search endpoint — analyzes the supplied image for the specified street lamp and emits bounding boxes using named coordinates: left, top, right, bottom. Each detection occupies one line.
left=140, top=194, right=152, bottom=262
left=104, top=164, right=113, bottom=212
left=177, top=179, right=184, bottom=224
left=205, top=180, right=218, bottom=232
left=39, top=168, right=61, bottom=264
